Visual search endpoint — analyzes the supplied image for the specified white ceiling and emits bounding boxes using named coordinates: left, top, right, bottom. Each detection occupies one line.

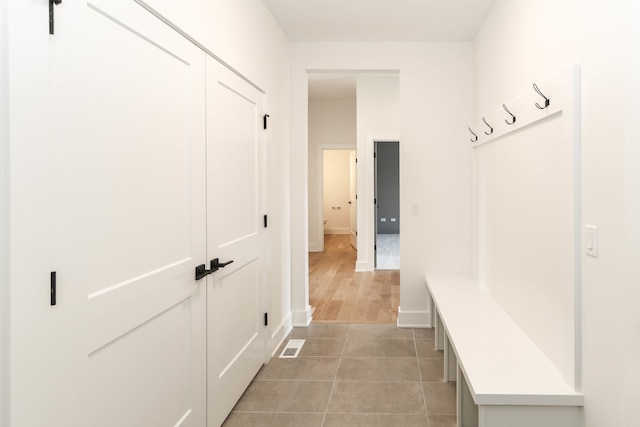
left=262, top=0, right=498, bottom=42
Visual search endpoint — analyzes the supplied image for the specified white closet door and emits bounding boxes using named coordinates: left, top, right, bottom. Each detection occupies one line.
left=49, top=0, right=207, bottom=425
left=205, top=57, right=267, bottom=427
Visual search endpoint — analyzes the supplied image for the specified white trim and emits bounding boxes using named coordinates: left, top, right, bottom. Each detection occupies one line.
left=355, top=261, right=370, bottom=272
left=396, top=306, right=431, bottom=328
left=308, top=243, right=323, bottom=253
left=292, top=306, right=313, bottom=327
left=0, top=0, right=9, bottom=421
left=269, top=313, right=293, bottom=358
left=324, top=227, right=350, bottom=235
left=134, top=0, right=265, bottom=93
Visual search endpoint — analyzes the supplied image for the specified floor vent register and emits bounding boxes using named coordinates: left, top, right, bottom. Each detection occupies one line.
left=279, top=339, right=305, bottom=359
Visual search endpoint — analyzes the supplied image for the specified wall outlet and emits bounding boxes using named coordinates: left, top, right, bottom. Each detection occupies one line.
left=412, top=201, right=420, bottom=215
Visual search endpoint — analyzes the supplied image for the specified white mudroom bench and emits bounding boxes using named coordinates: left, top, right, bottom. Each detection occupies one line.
left=426, top=276, right=583, bottom=427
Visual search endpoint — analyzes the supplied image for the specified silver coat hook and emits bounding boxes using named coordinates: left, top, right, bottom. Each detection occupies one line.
left=468, top=127, right=478, bottom=142
left=503, top=104, right=516, bottom=125
left=533, top=83, right=550, bottom=109
left=482, top=117, right=493, bottom=135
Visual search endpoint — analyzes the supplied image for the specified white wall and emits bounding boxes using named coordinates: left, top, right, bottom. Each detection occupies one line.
left=308, top=97, right=356, bottom=251
left=290, top=43, right=474, bottom=327
left=323, top=150, right=352, bottom=234
left=474, top=0, right=637, bottom=425
left=356, top=74, right=400, bottom=271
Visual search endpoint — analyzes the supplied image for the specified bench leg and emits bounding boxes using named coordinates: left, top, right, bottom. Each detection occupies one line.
left=443, top=334, right=457, bottom=383
left=435, top=308, right=445, bottom=351
left=458, top=366, right=478, bottom=427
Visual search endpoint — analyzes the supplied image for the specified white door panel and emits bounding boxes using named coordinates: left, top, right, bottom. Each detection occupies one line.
left=51, top=0, right=206, bottom=425
left=206, top=57, right=266, bottom=427
left=89, top=298, right=197, bottom=427
left=209, top=260, right=262, bottom=372
left=209, top=83, right=259, bottom=242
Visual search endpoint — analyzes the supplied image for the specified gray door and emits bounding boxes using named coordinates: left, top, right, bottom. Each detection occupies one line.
left=374, top=141, right=400, bottom=269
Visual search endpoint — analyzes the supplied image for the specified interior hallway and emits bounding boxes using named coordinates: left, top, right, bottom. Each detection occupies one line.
left=309, top=235, right=400, bottom=323
left=223, top=323, right=455, bottom=427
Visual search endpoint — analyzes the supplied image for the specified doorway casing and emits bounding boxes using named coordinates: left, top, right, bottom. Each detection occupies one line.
left=295, top=70, right=401, bottom=327
left=374, top=140, right=400, bottom=270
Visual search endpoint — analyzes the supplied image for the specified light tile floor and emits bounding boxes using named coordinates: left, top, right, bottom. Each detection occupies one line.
left=222, top=323, right=456, bottom=427
left=376, top=234, right=400, bottom=270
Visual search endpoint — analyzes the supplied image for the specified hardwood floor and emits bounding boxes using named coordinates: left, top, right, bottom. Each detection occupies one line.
left=309, top=234, right=399, bottom=324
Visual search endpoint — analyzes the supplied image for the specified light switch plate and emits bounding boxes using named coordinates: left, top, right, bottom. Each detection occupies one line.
left=585, top=225, right=598, bottom=258
left=412, top=202, right=420, bottom=215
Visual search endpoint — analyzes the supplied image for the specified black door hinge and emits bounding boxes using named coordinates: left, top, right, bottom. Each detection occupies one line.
left=51, top=271, right=57, bottom=306
left=49, top=0, right=62, bottom=35
left=264, top=214, right=268, bottom=228
left=264, top=313, right=268, bottom=326
left=263, top=114, right=270, bottom=130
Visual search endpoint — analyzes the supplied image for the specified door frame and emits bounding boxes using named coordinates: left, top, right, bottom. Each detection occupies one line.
left=0, top=0, right=8, bottom=419
left=366, top=138, right=400, bottom=271
left=373, top=140, right=400, bottom=270
left=315, top=144, right=356, bottom=253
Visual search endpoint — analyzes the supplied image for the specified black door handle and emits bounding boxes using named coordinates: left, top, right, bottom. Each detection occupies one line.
left=195, top=258, right=234, bottom=280
left=210, top=258, right=234, bottom=272
left=195, top=264, right=212, bottom=280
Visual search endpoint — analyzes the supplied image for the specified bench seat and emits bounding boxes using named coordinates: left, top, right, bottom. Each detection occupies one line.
left=426, top=276, right=583, bottom=427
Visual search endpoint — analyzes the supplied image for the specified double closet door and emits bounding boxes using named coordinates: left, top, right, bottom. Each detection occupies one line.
left=12, top=0, right=265, bottom=425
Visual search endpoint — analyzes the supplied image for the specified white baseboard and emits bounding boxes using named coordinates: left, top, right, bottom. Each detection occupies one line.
left=355, top=261, right=371, bottom=272
left=269, top=313, right=293, bottom=358
left=308, top=242, right=322, bottom=252
left=397, top=306, right=431, bottom=328
left=292, top=306, right=312, bottom=327
left=324, top=228, right=350, bottom=235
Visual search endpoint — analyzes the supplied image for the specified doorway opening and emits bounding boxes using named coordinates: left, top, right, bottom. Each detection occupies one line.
left=374, top=141, right=400, bottom=270
left=307, top=72, right=400, bottom=324
left=321, top=148, right=357, bottom=247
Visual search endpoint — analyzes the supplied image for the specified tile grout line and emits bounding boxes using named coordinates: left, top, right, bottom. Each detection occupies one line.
left=225, top=324, right=453, bottom=426
left=414, top=328, right=431, bottom=427
left=320, top=324, right=349, bottom=427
